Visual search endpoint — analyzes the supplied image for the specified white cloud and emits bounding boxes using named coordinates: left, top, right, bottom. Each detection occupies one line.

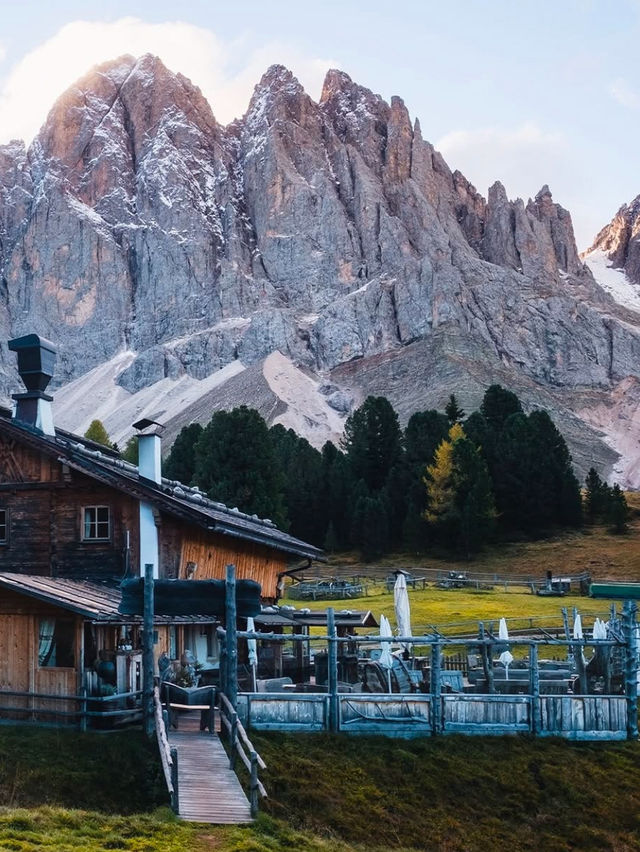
left=0, top=44, right=6, bottom=64
left=0, top=17, right=338, bottom=144
left=609, top=77, right=640, bottom=110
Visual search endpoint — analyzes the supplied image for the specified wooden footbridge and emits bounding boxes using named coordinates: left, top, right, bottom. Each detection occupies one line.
left=154, top=688, right=266, bottom=824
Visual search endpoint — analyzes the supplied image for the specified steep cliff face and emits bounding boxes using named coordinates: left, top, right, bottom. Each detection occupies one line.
left=1, top=55, right=640, bottom=484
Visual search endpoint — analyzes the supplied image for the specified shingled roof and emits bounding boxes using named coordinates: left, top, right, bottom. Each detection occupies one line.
left=0, top=408, right=324, bottom=562
left=0, top=572, right=217, bottom=623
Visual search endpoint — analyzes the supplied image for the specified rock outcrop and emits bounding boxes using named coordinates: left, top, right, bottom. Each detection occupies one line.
left=588, top=195, right=640, bottom=286
left=0, top=55, right=639, bottom=484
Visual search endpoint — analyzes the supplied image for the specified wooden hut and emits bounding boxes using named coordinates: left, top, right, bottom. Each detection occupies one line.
left=0, top=334, right=322, bottom=724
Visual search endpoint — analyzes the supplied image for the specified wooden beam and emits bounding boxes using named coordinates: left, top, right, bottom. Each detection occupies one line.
left=226, top=563, right=238, bottom=711
left=327, top=607, right=338, bottom=733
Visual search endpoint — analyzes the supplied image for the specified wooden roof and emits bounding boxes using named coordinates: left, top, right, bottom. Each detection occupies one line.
left=0, top=572, right=217, bottom=624
left=0, top=410, right=324, bottom=562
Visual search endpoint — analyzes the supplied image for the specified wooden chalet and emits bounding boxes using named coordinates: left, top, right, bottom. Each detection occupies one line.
left=0, top=334, right=322, bottom=725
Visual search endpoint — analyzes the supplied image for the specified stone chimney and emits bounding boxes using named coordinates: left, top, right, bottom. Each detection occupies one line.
left=133, top=418, right=164, bottom=579
left=8, top=334, right=57, bottom=436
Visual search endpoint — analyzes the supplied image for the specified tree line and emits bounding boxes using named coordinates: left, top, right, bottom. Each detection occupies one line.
left=84, top=385, right=630, bottom=560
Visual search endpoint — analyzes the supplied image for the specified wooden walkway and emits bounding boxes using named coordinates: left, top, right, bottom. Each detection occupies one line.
left=167, top=710, right=253, bottom=824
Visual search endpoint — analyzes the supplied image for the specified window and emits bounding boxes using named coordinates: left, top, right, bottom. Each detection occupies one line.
left=38, top=618, right=75, bottom=667
left=82, top=506, right=110, bottom=541
left=0, top=509, right=7, bottom=544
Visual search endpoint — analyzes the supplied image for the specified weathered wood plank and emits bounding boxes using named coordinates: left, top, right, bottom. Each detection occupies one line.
left=168, top=724, right=253, bottom=824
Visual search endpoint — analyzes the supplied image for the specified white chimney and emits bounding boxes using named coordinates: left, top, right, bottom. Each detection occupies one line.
left=133, top=418, right=164, bottom=579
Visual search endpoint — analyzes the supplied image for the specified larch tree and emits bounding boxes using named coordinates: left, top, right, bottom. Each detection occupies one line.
left=84, top=419, right=113, bottom=449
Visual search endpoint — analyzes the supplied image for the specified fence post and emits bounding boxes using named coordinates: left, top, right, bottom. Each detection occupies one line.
left=208, top=689, right=216, bottom=734
left=170, top=747, right=179, bottom=814
left=479, top=622, right=494, bottom=694
left=529, top=642, right=540, bottom=736
left=229, top=710, right=238, bottom=770
left=225, top=563, right=238, bottom=712
left=80, top=686, right=87, bottom=733
left=250, top=750, right=259, bottom=818
left=623, top=600, right=638, bottom=740
left=431, top=642, right=442, bottom=735
left=327, top=607, right=339, bottom=732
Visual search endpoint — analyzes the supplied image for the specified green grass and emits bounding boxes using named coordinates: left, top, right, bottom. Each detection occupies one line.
left=254, top=732, right=640, bottom=852
left=323, top=499, right=640, bottom=585
left=308, top=584, right=612, bottom=636
left=2, top=726, right=640, bottom=850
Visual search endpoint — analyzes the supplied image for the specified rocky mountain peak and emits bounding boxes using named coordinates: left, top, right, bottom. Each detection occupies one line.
left=588, top=194, right=640, bottom=285
left=0, top=57, right=639, bottom=487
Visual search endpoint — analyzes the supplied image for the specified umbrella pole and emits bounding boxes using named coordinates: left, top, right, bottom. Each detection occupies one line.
left=387, top=667, right=392, bottom=693
left=251, top=662, right=257, bottom=693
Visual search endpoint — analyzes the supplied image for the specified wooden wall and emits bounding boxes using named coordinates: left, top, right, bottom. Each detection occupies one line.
left=178, top=528, right=287, bottom=599
left=0, top=597, right=81, bottom=720
left=0, top=432, right=294, bottom=596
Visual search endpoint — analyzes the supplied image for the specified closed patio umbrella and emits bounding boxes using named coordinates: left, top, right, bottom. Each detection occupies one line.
left=394, top=572, right=413, bottom=654
left=247, top=616, right=258, bottom=692
left=498, top=618, right=512, bottom=680
left=379, top=614, right=394, bottom=692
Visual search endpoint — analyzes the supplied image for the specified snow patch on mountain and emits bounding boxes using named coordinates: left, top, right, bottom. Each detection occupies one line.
left=584, top=249, right=640, bottom=313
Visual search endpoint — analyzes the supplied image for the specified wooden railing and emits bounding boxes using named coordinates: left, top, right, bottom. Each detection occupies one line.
left=219, top=691, right=267, bottom=817
left=0, top=687, right=143, bottom=727
left=153, top=686, right=178, bottom=813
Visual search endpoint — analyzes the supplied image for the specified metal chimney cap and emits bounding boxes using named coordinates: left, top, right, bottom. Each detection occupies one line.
left=8, top=334, right=57, bottom=354
left=132, top=417, right=165, bottom=435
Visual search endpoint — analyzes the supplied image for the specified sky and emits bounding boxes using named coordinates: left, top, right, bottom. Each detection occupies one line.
left=0, top=0, right=638, bottom=249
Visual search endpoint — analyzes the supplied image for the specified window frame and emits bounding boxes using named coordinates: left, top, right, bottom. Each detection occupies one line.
left=0, top=508, right=8, bottom=545
left=37, top=617, right=75, bottom=669
left=81, top=505, right=111, bottom=542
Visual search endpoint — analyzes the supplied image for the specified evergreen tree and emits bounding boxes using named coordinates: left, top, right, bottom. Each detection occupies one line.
left=319, top=442, right=354, bottom=549
left=271, top=426, right=324, bottom=544
left=120, top=436, right=138, bottom=464
left=323, top=521, right=340, bottom=554
left=193, top=406, right=287, bottom=528
left=451, top=435, right=496, bottom=558
left=359, top=495, right=389, bottom=562
left=608, top=484, right=630, bottom=534
left=445, top=394, right=465, bottom=424
left=164, top=423, right=204, bottom=484
left=402, top=410, right=450, bottom=548
left=480, top=385, right=523, bottom=432
left=584, top=468, right=609, bottom=522
left=342, top=396, right=403, bottom=491
left=84, top=419, right=113, bottom=449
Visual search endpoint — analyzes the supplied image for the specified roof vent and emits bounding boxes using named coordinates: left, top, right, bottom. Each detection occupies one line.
left=8, top=334, right=57, bottom=436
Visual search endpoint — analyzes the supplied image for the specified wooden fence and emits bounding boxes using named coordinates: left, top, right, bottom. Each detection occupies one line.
left=0, top=688, right=143, bottom=727
left=236, top=691, right=628, bottom=740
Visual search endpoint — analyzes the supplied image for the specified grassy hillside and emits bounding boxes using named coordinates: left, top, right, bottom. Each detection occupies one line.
left=1, top=728, right=640, bottom=851
left=320, top=496, right=640, bottom=584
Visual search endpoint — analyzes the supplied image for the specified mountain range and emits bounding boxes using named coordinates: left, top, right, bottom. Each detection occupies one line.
left=0, top=54, right=638, bottom=485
